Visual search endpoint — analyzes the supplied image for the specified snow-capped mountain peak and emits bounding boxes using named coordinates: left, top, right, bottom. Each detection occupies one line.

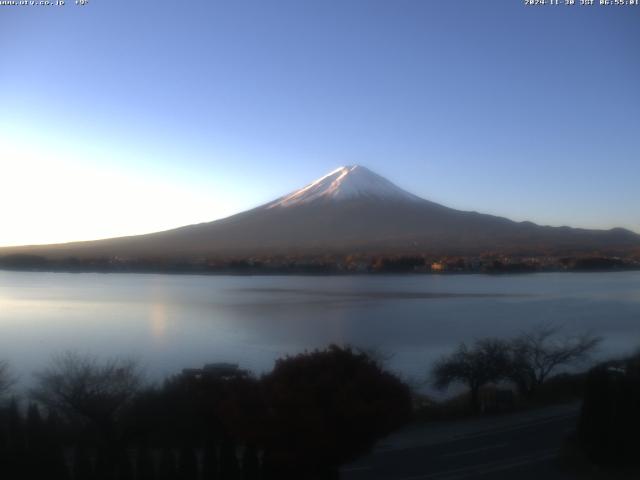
left=266, top=165, right=421, bottom=208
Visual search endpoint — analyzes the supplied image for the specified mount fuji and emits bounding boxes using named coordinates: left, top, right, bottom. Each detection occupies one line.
left=2, top=165, right=639, bottom=259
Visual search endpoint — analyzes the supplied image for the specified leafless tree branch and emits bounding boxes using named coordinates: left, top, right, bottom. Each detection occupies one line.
left=31, top=351, right=142, bottom=429
left=509, top=324, right=601, bottom=396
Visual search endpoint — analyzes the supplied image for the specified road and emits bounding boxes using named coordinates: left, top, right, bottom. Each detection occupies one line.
left=341, top=403, right=581, bottom=480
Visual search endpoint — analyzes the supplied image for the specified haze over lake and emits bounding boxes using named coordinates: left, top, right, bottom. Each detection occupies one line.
left=1, top=270, right=639, bottom=390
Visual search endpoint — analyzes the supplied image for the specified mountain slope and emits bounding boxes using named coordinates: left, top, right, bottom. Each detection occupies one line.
left=1, top=166, right=639, bottom=259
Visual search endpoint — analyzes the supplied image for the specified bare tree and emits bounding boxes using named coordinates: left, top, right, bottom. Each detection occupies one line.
left=31, top=352, right=142, bottom=435
left=509, top=325, right=601, bottom=397
left=0, top=360, right=14, bottom=398
left=432, top=338, right=512, bottom=413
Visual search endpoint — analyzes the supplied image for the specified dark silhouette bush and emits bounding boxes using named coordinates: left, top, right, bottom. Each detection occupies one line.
left=0, top=347, right=412, bottom=479
left=126, top=364, right=264, bottom=447
left=261, top=345, right=412, bottom=478
left=578, top=353, right=640, bottom=467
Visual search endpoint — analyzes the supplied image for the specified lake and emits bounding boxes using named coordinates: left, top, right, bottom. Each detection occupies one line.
left=1, top=270, right=639, bottom=392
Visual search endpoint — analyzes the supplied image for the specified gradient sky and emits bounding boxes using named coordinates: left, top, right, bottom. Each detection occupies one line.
left=1, top=0, right=638, bottom=246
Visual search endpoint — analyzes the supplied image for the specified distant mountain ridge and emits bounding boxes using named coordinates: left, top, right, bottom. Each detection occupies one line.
left=1, top=165, right=639, bottom=260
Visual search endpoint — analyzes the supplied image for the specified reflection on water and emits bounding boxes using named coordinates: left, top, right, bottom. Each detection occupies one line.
left=149, top=302, right=168, bottom=345
left=0, top=270, right=639, bottom=389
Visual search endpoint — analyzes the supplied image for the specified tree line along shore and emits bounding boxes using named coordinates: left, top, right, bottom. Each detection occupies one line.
left=1, top=252, right=639, bottom=275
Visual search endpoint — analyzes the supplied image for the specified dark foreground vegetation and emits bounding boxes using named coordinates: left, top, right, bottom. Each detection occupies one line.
left=1, top=328, right=639, bottom=479
left=575, top=351, right=640, bottom=471
left=0, top=347, right=411, bottom=480
left=422, top=328, right=640, bottom=477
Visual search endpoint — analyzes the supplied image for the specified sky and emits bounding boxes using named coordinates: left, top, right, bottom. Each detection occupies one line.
left=0, top=0, right=638, bottom=247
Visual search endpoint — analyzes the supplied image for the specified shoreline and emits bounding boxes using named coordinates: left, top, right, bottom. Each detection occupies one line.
left=1, top=265, right=639, bottom=277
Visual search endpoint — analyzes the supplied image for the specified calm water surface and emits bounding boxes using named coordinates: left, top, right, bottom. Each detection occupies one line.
left=1, top=271, right=639, bottom=389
